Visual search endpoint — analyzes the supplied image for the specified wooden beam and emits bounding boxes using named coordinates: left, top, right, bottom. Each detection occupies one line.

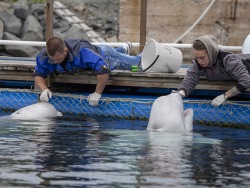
left=0, top=60, right=240, bottom=91
left=139, top=0, right=147, bottom=52
left=45, top=0, right=54, bottom=41
left=45, top=0, right=54, bottom=88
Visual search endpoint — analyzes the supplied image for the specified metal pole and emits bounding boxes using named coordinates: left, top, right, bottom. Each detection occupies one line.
left=139, top=0, right=147, bottom=52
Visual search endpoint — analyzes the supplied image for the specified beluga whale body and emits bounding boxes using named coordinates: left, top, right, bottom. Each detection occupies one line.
left=10, top=102, right=62, bottom=120
left=147, top=93, right=193, bottom=132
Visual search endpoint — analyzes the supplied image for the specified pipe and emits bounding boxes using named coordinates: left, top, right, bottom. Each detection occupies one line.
left=0, top=40, right=242, bottom=51
left=0, top=40, right=46, bottom=46
left=0, top=40, right=133, bottom=47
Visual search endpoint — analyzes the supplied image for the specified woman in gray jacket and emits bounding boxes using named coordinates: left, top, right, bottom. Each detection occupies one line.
left=177, top=35, right=250, bottom=107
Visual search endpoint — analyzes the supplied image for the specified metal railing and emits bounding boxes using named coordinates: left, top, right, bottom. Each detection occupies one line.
left=0, top=39, right=243, bottom=51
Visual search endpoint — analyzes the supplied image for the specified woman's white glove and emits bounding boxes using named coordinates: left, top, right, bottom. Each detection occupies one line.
left=40, top=89, right=52, bottom=102
left=87, top=92, right=101, bottom=106
left=172, top=90, right=186, bottom=97
left=211, top=94, right=227, bottom=107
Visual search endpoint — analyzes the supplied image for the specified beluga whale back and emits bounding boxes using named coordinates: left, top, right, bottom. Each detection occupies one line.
left=10, top=102, right=62, bottom=120
left=147, top=93, right=193, bottom=132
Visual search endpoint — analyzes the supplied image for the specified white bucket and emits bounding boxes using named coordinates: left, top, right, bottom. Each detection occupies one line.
left=141, top=39, right=183, bottom=73
left=242, top=34, right=250, bottom=54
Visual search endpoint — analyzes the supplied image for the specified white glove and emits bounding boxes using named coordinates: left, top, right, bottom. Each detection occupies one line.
left=87, top=92, right=101, bottom=106
left=40, top=89, right=52, bottom=102
left=172, top=90, right=186, bottom=97
left=211, top=94, right=227, bottom=107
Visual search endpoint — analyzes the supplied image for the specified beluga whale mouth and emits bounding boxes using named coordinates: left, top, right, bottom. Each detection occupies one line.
left=10, top=102, right=62, bottom=120
left=147, top=93, right=193, bottom=132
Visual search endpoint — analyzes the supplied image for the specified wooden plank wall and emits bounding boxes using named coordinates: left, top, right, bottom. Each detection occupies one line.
left=119, top=0, right=250, bottom=59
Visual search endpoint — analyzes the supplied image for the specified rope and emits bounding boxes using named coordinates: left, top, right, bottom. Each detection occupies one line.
left=173, top=0, right=217, bottom=43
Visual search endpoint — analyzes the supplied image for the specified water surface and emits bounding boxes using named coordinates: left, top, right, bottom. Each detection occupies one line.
left=0, top=112, right=250, bottom=187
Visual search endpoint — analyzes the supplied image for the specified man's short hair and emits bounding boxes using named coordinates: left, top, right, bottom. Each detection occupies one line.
left=193, top=40, right=206, bottom=51
left=46, top=37, right=66, bottom=56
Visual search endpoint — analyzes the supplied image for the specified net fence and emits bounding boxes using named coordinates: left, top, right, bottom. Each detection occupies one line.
left=0, top=88, right=249, bottom=128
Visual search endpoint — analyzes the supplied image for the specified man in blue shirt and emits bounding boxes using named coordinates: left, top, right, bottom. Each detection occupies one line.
left=34, top=37, right=141, bottom=106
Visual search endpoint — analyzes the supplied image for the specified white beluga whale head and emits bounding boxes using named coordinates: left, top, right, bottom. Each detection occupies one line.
left=10, top=102, right=62, bottom=120
left=147, top=93, right=193, bottom=132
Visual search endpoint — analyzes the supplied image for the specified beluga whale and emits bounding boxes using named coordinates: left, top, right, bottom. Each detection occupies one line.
left=147, top=93, right=193, bottom=132
left=10, top=102, right=62, bottom=120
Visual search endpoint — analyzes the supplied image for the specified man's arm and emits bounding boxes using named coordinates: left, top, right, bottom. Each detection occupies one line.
left=34, top=76, right=48, bottom=91
left=95, top=73, right=109, bottom=94
left=87, top=73, right=109, bottom=106
left=35, top=76, right=52, bottom=102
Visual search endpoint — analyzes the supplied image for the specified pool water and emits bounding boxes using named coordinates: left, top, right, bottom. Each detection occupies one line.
left=1, top=111, right=250, bottom=187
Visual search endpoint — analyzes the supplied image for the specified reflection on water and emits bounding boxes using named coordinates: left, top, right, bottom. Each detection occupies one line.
left=0, top=112, right=250, bottom=187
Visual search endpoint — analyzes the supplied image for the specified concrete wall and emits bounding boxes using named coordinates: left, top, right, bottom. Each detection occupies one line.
left=119, top=0, right=250, bottom=47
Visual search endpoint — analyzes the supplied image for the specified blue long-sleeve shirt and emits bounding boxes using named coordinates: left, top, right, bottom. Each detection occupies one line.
left=34, top=39, right=110, bottom=78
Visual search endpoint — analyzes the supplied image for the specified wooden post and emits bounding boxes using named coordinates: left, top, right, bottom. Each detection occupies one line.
left=45, top=0, right=54, bottom=41
left=139, top=0, right=147, bottom=53
left=45, top=0, right=54, bottom=88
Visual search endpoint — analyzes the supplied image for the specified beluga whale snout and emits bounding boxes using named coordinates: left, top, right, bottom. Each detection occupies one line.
left=10, top=102, right=62, bottom=120
left=147, top=93, right=193, bottom=132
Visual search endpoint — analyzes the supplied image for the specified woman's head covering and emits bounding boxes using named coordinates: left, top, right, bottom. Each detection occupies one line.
left=194, top=35, right=219, bottom=66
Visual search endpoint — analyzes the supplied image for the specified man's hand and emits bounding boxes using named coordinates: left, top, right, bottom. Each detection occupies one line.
left=211, top=94, right=227, bottom=107
left=87, top=92, right=101, bottom=106
left=172, top=90, right=186, bottom=97
left=40, top=89, right=52, bottom=102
